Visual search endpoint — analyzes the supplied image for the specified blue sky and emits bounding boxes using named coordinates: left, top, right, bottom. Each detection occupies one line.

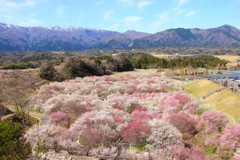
left=0, top=0, right=240, bottom=33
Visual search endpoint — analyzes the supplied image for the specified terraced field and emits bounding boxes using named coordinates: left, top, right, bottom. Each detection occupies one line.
left=183, top=79, right=222, bottom=98
left=215, top=55, right=240, bottom=63
left=184, top=79, right=240, bottom=121
left=204, top=89, right=240, bottom=120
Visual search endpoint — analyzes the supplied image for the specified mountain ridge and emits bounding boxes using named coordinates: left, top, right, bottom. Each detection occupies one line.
left=0, top=23, right=240, bottom=51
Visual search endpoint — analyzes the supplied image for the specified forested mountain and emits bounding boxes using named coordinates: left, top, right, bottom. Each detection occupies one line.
left=1, top=23, right=240, bottom=51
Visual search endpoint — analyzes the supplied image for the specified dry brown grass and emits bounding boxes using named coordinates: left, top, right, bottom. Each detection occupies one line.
left=113, top=69, right=159, bottom=76
left=0, top=69, right=44, bottom=107
left=151, top=53, right=190, bottom=59
left=215, top=55, right=240, bottom=63
left=204, top=89, right=240, bottom=121
left=183, top=79, right=222, bottom=98
left=184, top=79, right=240, bottom=121
left=151, top=54, right=173, bottom=58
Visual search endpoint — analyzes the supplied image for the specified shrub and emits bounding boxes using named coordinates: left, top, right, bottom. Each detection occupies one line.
left=0, top=121, right=31, bottom=160
left=168, top=113, right=197, bottom=138
left=69, top=109, right=127, bottom=147
left=147, top=119, right=182, bottom=150
left=218, top=125, right=240, bottom=157
left=49, top=111, right=69, bottom=126
left=174, top=92, right=191, bottom=105
left=39, top=62, right=57, bottom=81
left=172, top=143, right=206, bottom=160
left=121, top=119, right=150, bottom=145
left=107, top=55, right=134, bottom=72
left=79, top=128, right=106, bottom=155
left=198, top=111, right=228, bottom=133
left=64, top=57, right=109, bottom=78
left=0, top=62, right=37, bottom=70
left=25, top=124, right=65, bottom=151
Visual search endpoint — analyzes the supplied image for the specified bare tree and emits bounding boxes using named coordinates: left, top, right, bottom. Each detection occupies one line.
left=0, top=70, right=37, bottom=126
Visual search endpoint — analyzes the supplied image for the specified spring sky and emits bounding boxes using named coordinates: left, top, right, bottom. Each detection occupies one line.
left=0, top=0, right=240, bottom=33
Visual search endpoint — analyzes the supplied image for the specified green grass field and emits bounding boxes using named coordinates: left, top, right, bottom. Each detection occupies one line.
left=183, top=79, right=222, bottom=98
left=184, top=79, right=240, bottom=121
left=204, top=89, right=240, bottom=120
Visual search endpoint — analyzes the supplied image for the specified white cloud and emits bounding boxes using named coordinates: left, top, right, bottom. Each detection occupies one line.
left=156, top=12, right=170, bottom=22
left=137, top=0, right=153, bottom=8
left=103, top=10, right=114, bottom=21
left=117, top=0, right=153, bottom=8
left=177, top=0, right=190, bottom=8
left=0, top=0, right=37, bottom=10
left=18, top=17, right=43, bottom=26
left=124, top=16, right=142, bottom=24
left=173, top=7, right=198, bottom=17
left=107, top=16, right=142, bottom=31
left=0, top=0, right=44, bottom=26
left=109, top=23, right=121, bottom=30
left=95, top=0, right=105, bottom=5
left=77, top=11, right=85, bottom=22
left=56, top=5, right=65, bottom=17
left=148, top=12, right=171, bottom=32
left=0, top=13, right=14, bottom=24
left=172, top=0, right=197, bottom=18
left=0, top=11, right=43, bottom=26
left=185, top=10, right=197, bottom=17
left=117, top=0, right=134, bottom=6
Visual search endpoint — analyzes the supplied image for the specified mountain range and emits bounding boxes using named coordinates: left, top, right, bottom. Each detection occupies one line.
left=0, top=23, right=240, bottom=51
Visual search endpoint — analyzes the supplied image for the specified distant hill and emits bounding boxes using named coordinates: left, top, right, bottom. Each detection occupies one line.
left=123, top=30, right=151, bottom=40
left=0, top=23, right=240, bottom=51
left=132, top=25, right=240, bottom=48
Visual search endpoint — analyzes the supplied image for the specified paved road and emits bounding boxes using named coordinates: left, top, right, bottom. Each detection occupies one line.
left=204, top=70, right=240, bottom=79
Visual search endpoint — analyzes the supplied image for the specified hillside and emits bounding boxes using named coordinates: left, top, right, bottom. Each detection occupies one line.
left=1, top=23, right=240, bottom=51
left=23, top=73, right=240, bottom=159
left=184, top=79, right=222, bottom=98
left=184, top=79, right=240, bottom=120
left=132, top=25, right=240, bottom=48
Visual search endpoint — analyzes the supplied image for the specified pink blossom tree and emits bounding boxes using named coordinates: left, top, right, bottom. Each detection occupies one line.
left=167, top=113, right=197, bottom=138
left=172, top=143, right=206, bottom=160
left=147, top=119, right=183, bottom=150
left=218, top=125, right=240, bottom=158
left=121, top=119, right=151, bottom=145
left=49, top=111, right=69, bottom=126
left=198, top=111, right=228, bottom=133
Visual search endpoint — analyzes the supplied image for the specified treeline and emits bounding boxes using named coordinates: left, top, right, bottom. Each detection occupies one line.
left=39, top=53, right=227, bottom=81
left=0, top=51, right=114, bottom=67
left=123, top=53, right=227, bottom=69
left=0, top=52, right=228, bottom=81
left=135, top=47, right=240, bottom=55
left=0, top=62, right=38, bottom=70
left=39, top=55, right=133, bottom=81
left=0, top=52, right=74, bottom=69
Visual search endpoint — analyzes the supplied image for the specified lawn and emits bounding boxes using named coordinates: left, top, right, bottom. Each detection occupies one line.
left=184, top=79, right=240, bottom=121
left=204, top=89, right=240, bottom=121
left=183, top=79, right=221, bottom=98
left=215, top=55, right=240, bottom=63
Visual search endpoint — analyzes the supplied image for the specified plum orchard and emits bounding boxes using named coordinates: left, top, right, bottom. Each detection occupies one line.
left=26, top=74, right=240, bottom=159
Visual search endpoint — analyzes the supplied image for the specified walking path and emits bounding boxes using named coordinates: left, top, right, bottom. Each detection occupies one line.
left=1, top=103, right=42, bottom=125
left=203, top=87, right=225, bottom=99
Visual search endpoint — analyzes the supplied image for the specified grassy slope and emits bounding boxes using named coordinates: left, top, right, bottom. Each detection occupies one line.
left=204, top=89, right=240, bottom=120
left=215, top=55, right=240, bottom=63
left=183, top=79, right=221, bottom=98
left=184, top=79, right=240, bottom=120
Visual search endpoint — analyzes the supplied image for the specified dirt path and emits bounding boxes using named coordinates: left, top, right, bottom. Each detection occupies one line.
left=203, top=87, right=225, bottom=99
left=1, top=103, right=42, bottom=125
